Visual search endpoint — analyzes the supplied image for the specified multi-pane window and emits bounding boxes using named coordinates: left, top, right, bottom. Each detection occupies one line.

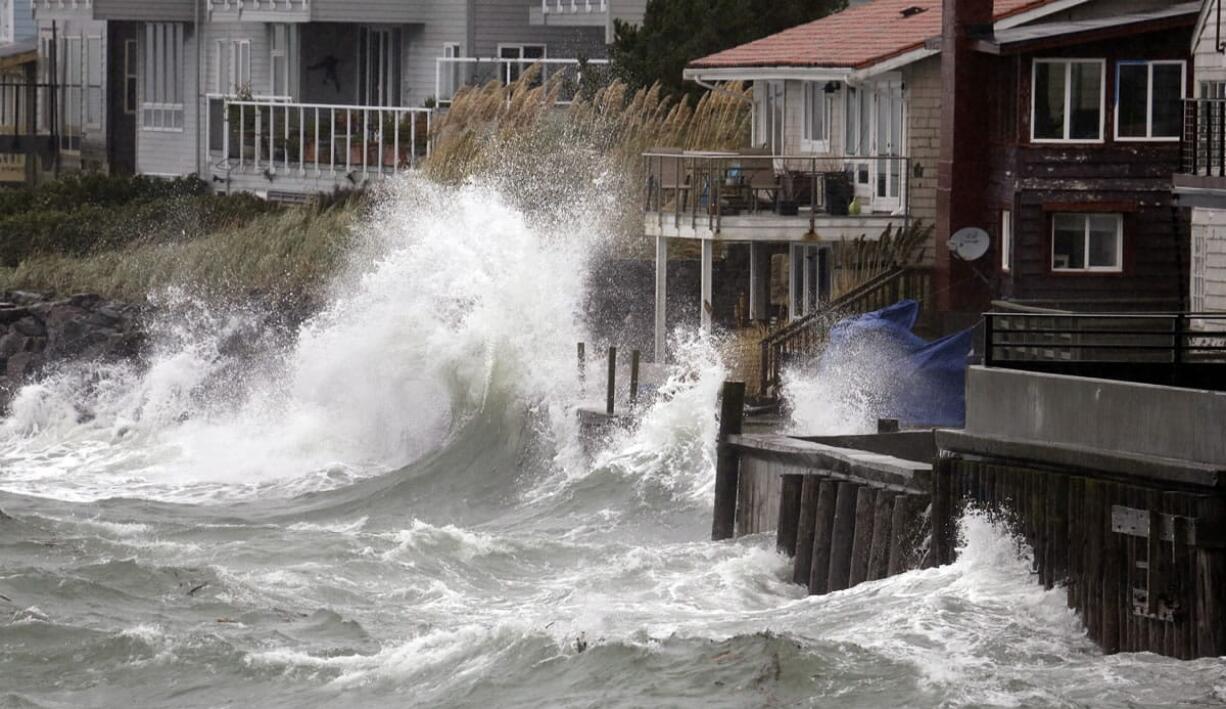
left=1116, top=61, right=1184, bottom=140
left=754, top=80, right=783, bottom=154
left=441, top=42, right=460, bottom=99
left=1032, top=59, right=1104, bottom=142
left=0, top=0, right=12, bottom=44
left=142, top=23, right=184, bottom=131
left=269, top=24, right=297, bottom=98
left=86, top=36, right=101, bottom=128
left=1052, top=213, right=1122, bottom=272
left=801, top=81, right=829, bottom=151
left=215, top=39, right=250, bottom=95
left=498, top=43, right=544, bottom=85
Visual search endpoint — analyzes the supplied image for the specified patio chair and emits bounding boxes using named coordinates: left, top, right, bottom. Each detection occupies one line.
left=648, top=148, right=690, bottom=213
left=740, top=147, right=780, bottom=213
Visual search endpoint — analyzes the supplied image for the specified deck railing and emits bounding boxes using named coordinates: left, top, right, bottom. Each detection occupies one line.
left=209, top=96, right=432, bottom=181
left=206, top=0, right=309, bottom=12
left=1180, top=98, right=1226, bottom=177
left=758, top=266, right=932, bottom=395
left=643, top=150, right=910, bottom=234
left=540, top=0, right=608, bottom=12
left=32, top=0, right=92, bottom=10
left=434, top=57, right=609, bottom=107
left=984, top=311, right=1226, bottom=390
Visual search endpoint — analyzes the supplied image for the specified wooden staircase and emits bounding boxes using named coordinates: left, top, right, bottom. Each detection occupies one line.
left=757, top=266, right=932, bottom=397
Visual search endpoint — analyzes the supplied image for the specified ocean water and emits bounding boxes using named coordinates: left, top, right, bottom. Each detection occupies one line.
left=1, top=178, right=1224, bottom=708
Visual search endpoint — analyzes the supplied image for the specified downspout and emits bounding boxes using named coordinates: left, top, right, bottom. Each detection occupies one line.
left=195, top=0, right=203, bottom=177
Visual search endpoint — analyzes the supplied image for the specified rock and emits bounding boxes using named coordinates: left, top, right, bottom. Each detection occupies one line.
left=12, top=316, right=45, bottom=338
left=0, top=306, right=29, bottom=325
left=68, top=293, right=102, bottom=309
left=6, top=351, right=44, bottom=380
left=4, top=291, right=47, bottom=306
left=0, top=331, right=24, bottom=358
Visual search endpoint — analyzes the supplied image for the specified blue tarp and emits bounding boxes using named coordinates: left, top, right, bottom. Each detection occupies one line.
left=819, top=300, right=974, bottom=427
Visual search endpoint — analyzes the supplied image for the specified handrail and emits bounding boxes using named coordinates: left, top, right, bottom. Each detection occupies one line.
left=758, top=266, right=931, bottom=395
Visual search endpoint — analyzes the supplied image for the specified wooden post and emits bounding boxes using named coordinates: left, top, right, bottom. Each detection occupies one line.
left=775, top=474, right=803, bottom=556
left=848, top=486, right=878, bottom=587
left=888, top=494, right=926, bottom=575
left=808, top=480, right=838, bottom=594
left=867, top=490, right=897, bottom=582
left=827, top=482, right=859, bottom=592
left=577, top=342, right=585, bottom=389
left=792, top=476, right=822, bottom=586
left=1195, top=496, right=1226, bottom=658
left=629, top=349, right=641, bottom=406
left=931, top=457, right=953, bottom=566
left=606, top=346, right=616, bottom=415
left=1101, top=482, right=1122, bottom=654
left=711, top=381, right=746, bottom=541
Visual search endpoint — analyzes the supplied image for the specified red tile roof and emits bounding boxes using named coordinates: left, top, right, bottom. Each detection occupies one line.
left=689, top=0, right=1057, bottom=70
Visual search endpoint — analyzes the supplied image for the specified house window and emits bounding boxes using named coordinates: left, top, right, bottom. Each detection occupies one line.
left=802, top=82, right=830, bottom=151
left=498, top=44, right=544, bottom=85
left=215, top=39, right=250, bottom=95
left=269, top=24, right=297, bottom=98
left=142, top=22, right=185, bottom=131
left=0, top=0, right=12, bottom=44
left=754, top=80, right=783, bottom=153
left=441, top=42, right=460, bottom=99
left=358, top=26, right=400, bottom=106
left=1116, top=61, right=1184, bottom=140
left=1051, top=213, right=1122, bottom=272
left=0, top=71, right=21, bottom=129
left=1001, top=209, right=1012, bottom=272
left=124, top=40, right=138, bottom=114
left=1032, top=59, right=1104, bottom=142
left=85, top=36, right=102, bottom=129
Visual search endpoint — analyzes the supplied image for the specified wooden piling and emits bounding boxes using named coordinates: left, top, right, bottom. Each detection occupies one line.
left=606, top=346, right=617, bottom=415
left=848, top=486, right=878, bottom=587
left=629, top=350, right=641, bottom=406
left=827, top=482, right=859, bottom=592
left=888, top=494, right=926, bottom=576
left=792, top=476, right=822, bottom=586
left=577, top=342, right=585, bottom=388
left=775, top=474, right=803, bottom=556
left=1195, top=496, right=1226, bottom=658
left=710, top=382, right=745, bottom=541
left=808, top=480, right=838, bottom=595
left=1100, top=481, right=1122, bottom=654
left=867, top=490, right=896, bottom=582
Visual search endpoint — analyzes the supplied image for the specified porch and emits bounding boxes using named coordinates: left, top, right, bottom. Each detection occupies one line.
left=643, top=150, right=911, bottom=243
left=207, top=96, right=431, bottom=195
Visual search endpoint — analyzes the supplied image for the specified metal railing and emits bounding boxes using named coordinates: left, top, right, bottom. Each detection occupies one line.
left=1180, top=98, right=1226, bottom=177
left=758, top=266, right=931, bottom=395
left=210, top=97, right=432, bottom=180
left=207, top=0, right=309, bottom=12
left=642, top=150, right=911, bottom=235
left=541, top=0, right=608, bottom=12
left=434, top=57, right=609, bottom=106
left=984, top=311, right=1226, bottom=390
left=32, top=0, right=92, bottom=10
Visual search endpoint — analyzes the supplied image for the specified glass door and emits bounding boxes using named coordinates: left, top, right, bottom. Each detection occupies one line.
left=872, top=82, right=903, bottom=213
left=357, top=26, right=400, bottom=106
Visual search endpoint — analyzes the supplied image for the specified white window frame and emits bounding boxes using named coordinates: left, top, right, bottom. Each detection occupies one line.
left=141, top=22, right=185, bottom=132
left=85, top=35, right=102, bottom=130
left=440, top=41, right=460, bottom=99
left=0, top=0, right=13, bottom=45
left=1051, top=212, right=1123, bottom=273
left=269, top=24, right=297, bottom=99
left=1001, top=209, right=1012, bottom=272
left=753, top=80, right=784, bottom=154
left=1030, top=58, right=1106, bottom=144
left=123, top=39, right=138, bottom=115
left=1114, top=60, right=1186, bottom=142
left=801, top=81, right=831, bottom=153
left=497, top=43, right=546, bottom=85
left=215, top=38, right=251, bottom=95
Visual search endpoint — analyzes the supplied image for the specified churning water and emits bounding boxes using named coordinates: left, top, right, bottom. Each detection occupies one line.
left=1, top=177, right=1223, bottom=708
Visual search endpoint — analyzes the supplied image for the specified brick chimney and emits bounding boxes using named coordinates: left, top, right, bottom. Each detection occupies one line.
left=934, top=0, right=994, bottom=324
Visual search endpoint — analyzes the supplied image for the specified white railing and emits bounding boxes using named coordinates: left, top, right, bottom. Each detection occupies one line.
left=210, top=97, right=432, bottom=181
left=32, top=0, right=92, bottom=10
left=434, top=57, right=610, bottom=107
left=540, top=0, right=608, bottom=12
left=207, top=0, right=309, bottom=11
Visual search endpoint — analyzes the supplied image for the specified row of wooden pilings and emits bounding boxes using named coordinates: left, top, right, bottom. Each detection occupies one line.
left=577, top=342, right=640, bottom=415
left=931, top=455, right=1226, bottom=659
left=711, top=382, right=932, bottom=595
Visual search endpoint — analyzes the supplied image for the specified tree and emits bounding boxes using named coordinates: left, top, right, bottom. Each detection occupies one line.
left=611, top=0, right=846, bottom=102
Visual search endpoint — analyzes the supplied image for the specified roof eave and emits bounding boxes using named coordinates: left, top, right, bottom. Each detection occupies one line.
left=683, top=66, right=853, bottom=83
left=977, top=10, right=1198, bottom=55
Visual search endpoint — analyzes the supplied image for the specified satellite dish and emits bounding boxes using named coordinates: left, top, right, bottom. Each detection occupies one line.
left=948, top=227, right=990, bottom=261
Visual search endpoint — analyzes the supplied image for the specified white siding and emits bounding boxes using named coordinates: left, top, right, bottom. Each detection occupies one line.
left=136, top=21, right=200, bottom=176
left=1191, top=206, right=1226, bottom=313
left=1194, top=0, right=1226, bottom=87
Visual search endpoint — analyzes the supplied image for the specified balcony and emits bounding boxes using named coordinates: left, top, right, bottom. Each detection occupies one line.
left=529, top=0, right=609, bottom=28
left=207, top=96, right=431, bottom=196
left=206, top=0, right=310, bottom=22
left=434, top=57, right=609, bottom=107
left=643, top=150, right=912, bottom=243
left=31, top=0, right=93, bottom=19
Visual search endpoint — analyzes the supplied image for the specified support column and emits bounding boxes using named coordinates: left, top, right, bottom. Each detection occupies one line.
left=748, top=242, right=769, bottom=322
left=801, top=246, right=813, bottom=316
left=700, top=238, right=714, bottom=333
left=788, top=243, right=800, bottom=321
left=654, top=235, right=667, bottom=362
